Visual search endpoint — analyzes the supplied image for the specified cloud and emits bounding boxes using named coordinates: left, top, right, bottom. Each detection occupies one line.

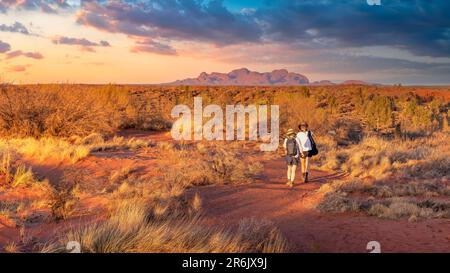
left=255, top=0, right=450, bottom=57
left=0, top=40, right=11, bottom=53
left=51, top=35, right=111, bottom=51
left=0, top=38, right=43, bottom=61
left=75, top=0, right=449, bottom=58
left=7, top=64, right=31, bottom=72
left=0, top=0, right=71, bottom=13
left=0, top=22, right=30, bottom=35
left=131, top=39, right=177, bottom=56
left=99, top=40, right=110, bottom=47
left=5, top=50, right=44, bottom=60
left=52, top=36, right=108, bottom=47
left=76, top=0, right=263, bottom=47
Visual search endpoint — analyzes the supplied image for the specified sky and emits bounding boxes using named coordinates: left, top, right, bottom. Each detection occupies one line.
left=0, top=0, right=449, bottom=85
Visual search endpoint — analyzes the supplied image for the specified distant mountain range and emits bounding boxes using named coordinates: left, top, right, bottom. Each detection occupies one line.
left=164, top=68, right=371, bottom=86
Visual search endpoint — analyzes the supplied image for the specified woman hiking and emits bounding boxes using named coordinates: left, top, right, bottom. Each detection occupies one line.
left=296, top=122, right=316, bottom=183
left=283, top=128, right=301, bottom=188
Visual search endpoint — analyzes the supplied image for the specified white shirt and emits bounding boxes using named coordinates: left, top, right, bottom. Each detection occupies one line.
left=296, top=131, right=312, bottom=152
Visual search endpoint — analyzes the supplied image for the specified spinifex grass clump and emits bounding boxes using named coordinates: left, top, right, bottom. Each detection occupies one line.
left=44, top=200, right=289, bottom=253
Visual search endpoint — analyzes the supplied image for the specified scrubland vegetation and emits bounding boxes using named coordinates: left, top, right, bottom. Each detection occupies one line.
left=0, top=82, right=448, bottom=252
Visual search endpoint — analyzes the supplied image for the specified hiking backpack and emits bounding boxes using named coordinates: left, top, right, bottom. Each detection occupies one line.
left=308, top=131, right=319, bottom=156
left=286, top=138, right=297, bottom=156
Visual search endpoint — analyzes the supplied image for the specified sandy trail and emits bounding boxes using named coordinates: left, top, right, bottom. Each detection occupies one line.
left=191, top=158, right=450, bottom=253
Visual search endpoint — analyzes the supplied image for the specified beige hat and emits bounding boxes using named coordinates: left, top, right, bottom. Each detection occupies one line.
left=286, top=128, right=296, bottom=137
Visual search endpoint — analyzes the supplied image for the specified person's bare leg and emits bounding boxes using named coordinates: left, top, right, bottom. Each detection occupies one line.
left=304, top=157, right=310, bottom=183
left=287, top=165, right=292, bottom=185
left=300, top=157, right=306, bottom=181
left=290, top=165, right=297, bottom=186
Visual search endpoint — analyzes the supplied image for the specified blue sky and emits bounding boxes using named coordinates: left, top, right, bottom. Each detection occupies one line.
left=224, top=0, right=261, bottom=10
left=0, top=0, right=449, bottom=84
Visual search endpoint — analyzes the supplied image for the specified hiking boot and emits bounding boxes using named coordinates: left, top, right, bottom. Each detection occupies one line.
left=303, top=172, right=309, bottom=183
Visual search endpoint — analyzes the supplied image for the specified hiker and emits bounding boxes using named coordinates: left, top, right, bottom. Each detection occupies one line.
left=296, top=122, right=318, bottom=183
left=283, top=128, right=301, bottom=187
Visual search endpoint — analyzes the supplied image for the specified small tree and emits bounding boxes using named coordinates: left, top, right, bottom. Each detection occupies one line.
left=364, top=95, right=393, bottom=131
left=443, top=112, right=450, bottom=133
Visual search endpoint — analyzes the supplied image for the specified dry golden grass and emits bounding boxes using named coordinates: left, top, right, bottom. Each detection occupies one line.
left=316, top=132, right=450, bottom=220
left=317, top=177, right=450, bottom=220
left=43, top=200, right=289, bottom=253
left=317, top=132, right=450, bottom=181
left=3, top=242, right=20, bottom=253
left=32, top=139, right=273, bottom=253
left=11, top=165, right=35, bottom=187
left=0, top=133, right=154, bottom=167
left=0, top=138, right=90, bottom=164
left=0, top=150, right=44, bottom=188
left=76, top=133, right=154, bottom=152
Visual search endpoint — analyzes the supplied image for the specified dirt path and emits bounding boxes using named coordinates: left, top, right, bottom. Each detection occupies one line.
left=192, top=158, right=450, bottom=253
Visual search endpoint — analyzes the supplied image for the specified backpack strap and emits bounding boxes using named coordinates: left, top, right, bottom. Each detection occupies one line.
left=308, top=131, right=315, bottom=145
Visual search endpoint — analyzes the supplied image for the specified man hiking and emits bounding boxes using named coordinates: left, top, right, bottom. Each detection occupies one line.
left=283, top=128, right=301, bottom=188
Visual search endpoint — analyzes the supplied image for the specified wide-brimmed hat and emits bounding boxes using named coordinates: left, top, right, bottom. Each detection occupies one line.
left=286, top=128, right=296, bottom=137
left=298, top=122, right=309, bottom=129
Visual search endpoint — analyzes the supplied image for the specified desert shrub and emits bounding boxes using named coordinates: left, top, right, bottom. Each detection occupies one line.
left=316, top=192, right=359, bottom=213
left=375, top=181, right=450, bottom=198
left=317, top=178, right=450, bottom=220
left=0, top=200, right=19, bottom=216
left=317, top=132, right=450, bottom=181
left=204, top=146, right=262, bottom=184
left=0, top=85, right=115, bottom=138
left=399, top=98, right=436, bottom=132
left=0, top=150, right=12, bottom=184
left=367, top=199, right=435, bottom=220
left=329, top=119, right=364, bottom=145
left=48, top=178, right=80, bottom=221
left=275, top=93, right=329, bottom=133
left=109, top=165, right=138, bottom=185
left=363, top=95, right=394, bottom=131
left=78, top=133, right=105, bottom=146
left=417, top=200, right=450, bottom=218
left=236, top=218, right=289, bottom=253
left=402, top=154, right=450, bottom=179
left=153, top=142, right=262, bottom=188
left=86, top=135, right=153, bottom=152
left=139, top=117, right=172, bottom=131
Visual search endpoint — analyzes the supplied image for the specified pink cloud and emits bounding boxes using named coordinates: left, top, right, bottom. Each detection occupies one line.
left=5, top=50, right=44, bottom=60
left=8, top=64, right=31, bottom=72
left=131, top=38, right=177, bottom=56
